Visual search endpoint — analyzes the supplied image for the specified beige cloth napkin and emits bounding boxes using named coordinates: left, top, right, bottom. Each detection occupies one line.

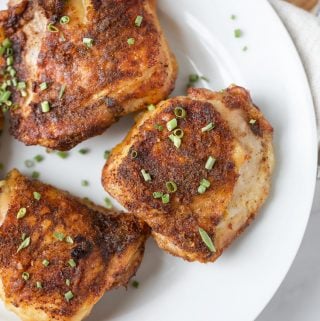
left=270, top=0, right=320, bottom=143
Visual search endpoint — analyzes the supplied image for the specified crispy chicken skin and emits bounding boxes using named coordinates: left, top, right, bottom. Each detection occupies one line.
left=0, top=169, right=149, bottom=321
left=0, top=0, right=177, bottom=150
left=102, top=86, right=274, bottom=263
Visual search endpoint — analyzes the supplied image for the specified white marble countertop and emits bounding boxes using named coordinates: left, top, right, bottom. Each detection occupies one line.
left=257, top=182, right=320, bottom=320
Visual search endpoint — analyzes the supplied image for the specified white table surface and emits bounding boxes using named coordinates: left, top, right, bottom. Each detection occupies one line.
left=257, top=181, right=320, bottom=320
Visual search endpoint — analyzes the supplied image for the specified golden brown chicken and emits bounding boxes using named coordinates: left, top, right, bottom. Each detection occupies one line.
left=0, top=169, right=149, bottom=321
left=102, top=86, right=274, bottom=263
left=0, top=0, right=177, bottom=150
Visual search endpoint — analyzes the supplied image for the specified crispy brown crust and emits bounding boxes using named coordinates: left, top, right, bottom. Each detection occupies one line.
left=102, top=86, right=274, bottom=263
left=0, top=169, right=149, bottom=321
left=1, top=0, right=177, bottom=150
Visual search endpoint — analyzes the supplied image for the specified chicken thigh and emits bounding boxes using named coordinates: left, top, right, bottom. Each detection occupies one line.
left=102, top=86, right=274, bottom=263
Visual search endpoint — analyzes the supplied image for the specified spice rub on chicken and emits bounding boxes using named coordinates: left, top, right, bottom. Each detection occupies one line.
left=0, top=0, right=177, bottom=150
left=102, top=86, right=274, bottom=263
left=0, top=169, right=149, bottom=321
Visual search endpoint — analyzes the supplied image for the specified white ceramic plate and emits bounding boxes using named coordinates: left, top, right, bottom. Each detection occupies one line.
left=0, top=0, right=317, bottom=320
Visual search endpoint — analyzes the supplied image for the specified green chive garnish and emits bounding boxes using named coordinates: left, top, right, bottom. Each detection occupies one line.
left=147, top=104, right=155, bottom=111
left=198, top=227, right=216, bottom=252
left=242, top=46, right=248, bottom=52
left=57, top=151, right=69, bottom=159
left=130, top=150, right=138, bottom=159
left=135, top=15, right=143, bottom=27
left=161, top=194, right=170, bottom=204
left=205, top=156, right=216, bottom=170
left=33, top=192, right=41, bottom=201
left=81, top=180, right=89, bottom=187
left=6, top=56, right=13, bottom=66
left=31, top=171, right=40, bottom=179
left=68, top=259, right=76, bottom=268
left=47, top=23, right=59, bottom=33
left=22, top=272, right=29, bottom=281
left=17, top=236, right=31, bottom=253
left=58, top=84, right=66, bottom=99
left=166, top=118, right=177, bottom=131
left=198, top=185, right=206, bottom=194
left=83, top=37, right=94, bottom=48
left=189, top=74, right=199, bottom=83
left=36, top=281, right=43, bottom=289
left=2, top=38, right=12, bottom=48
left=174, top=107, right=186, bottom=118
left=79, top=148, right=89, bottom=155
left=141, top=169, right=151, bottom=182
left=127, top=38, right=135, bottom=45
left=65, top=236, right=74, bottom=244
left=34, top=154, right=44, bottom=162
left=42, top=259, right=50, bottom=267
left=201, top=122, right=215, bottom=132
left=41, top=101, right=50, bottom=113
left=249, top=119, right=256, bottom=124
left=154, top=124, right=163, bottom=131
left=40, top=82, right=48, bottom=91
left=53, top=232, right=65, bottom=241
left=17, top=207, right=27, bottom=219
left=166, top=181, right=177, bottom=193
left=66, top=279, right=71, bottom=286
left=234, top=29, right=242, bottom=38
left=231, top=14, right=236, bottom=20
left=132, top=280, right=139, bottom=288
left=104, top=197, right=113, bottom=209
left=173, top=128, right=184, bottom=138
left=24, top=159, right=34, bottom=168
left=65, top=290, right=74, bottom=302
left=60, top=16, right=70, bottom=24
left=200, top=179, right=210, bottom=188
left=169, top=134, right=181, bottom=148
left=104, top=150, right=111, bottom=160
left=153, top=191, right=163, bottom=199
left=0, top=90, right=11, bottom=102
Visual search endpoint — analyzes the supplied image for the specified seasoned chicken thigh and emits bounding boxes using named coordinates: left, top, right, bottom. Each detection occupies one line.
left=0, top=169, right=149, bottom=321
left=0, top=0, right=177, bottom=150
left=102, top=86, right=274, bottom=263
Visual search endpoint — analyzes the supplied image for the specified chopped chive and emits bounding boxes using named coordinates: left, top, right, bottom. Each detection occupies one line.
left=234, top=28, right=242, bottom=38
left=33, top=192, right=41, bottom=201
left=53, top=232, right=65, bottom=241
left=83, top=37, right=94, bottom=48
left=36, top=281, right=43, bottom=289
left=173, top=128, right=184, bottom=138
left=17, top=236, right=31, bottom=253
left=66, top=279, right=71, bottom=286
left=249, top=119, right=256, bottom=124
left=127, top=38, right=135, bottom=45
left=154, top=124, right=163, bottom=131
left=200, top=179, right=210, bottom=188
left=199, top=227, right=216, bottom=252
left=65, top=290, right=74, bottom=302
left=34, top=154, right=44, bottom=162
left=81, top=180, right=89, bottom=187
left=104, top=150, right=111, bottom=160
left=16, top=207, right=27, bottom=219
left=153, top=191, right=163, bottom=199
left=201, top=122, right=215, bottom=132
left=161, top=193, right=170, bottom=204
left=9, top=67, right=16, bottom=77
left=231, top=14, right=236, bottom=20
left=205, top=156, right=216, bottom=170
left=68, top=259, right=76, bottom=268
left=174, top=107, right=186, bottom=118
left=147, top=104, right=155, bottom=111
left=40, top=82, right=48, bottom=91
left=42, top=259, right=50, bottom=267
left=132, top=280, right=139, bottom=288
left=141, top=169, right=151, bottom=182
left=65, top=236, right=74, bottom=244
left=166, top=181, right=177, bottom=193
left=2, top=38, right=12, bottom=48
left=169, top=134, right=181, bottom=148
left=57, top=151, right=69, bottom=159
left=0, top=46, right=5, bottom=56
left=189, top=74, right=199, bottom=83
left=21, top=233, right=26, bottom=241
left=24, top=159, right=34, bottom=168
left=104, top=197, right=113, bottom=209
left=242, top=46, right=248, bottom=52
left=22, top=272, right=30, bottom=281
left=6, top=47, right=13, bottom=55
left=60, top=16, right=70, bottom=24
left=41, top=101, right=50, bottom=113
left=31, top=171, right=40, bottom=179
left=17, top=81, right=26, bottom=90
left=79, top=148, right=89, bottom=155
left=58, top=84, right=66, bottom=99
left=130, top=150, right=138, bottom=159
left=47, top=23, right=59, bottom=33
left=6, top=56, right=13, bottom=66
left=198, top=185, right=206, bottom=194
left=0, top=90, right=11, bottom=102
left=135, top=15, right=143, bottom=27
left=166, top=118, right=177, bottom=131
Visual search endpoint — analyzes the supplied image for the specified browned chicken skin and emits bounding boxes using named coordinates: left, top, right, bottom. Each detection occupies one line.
left=102, top=86, right=274, bottom=263
left=0, top=169, right=149, bottom=321
left=0, top=0, right=177, bottom=150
